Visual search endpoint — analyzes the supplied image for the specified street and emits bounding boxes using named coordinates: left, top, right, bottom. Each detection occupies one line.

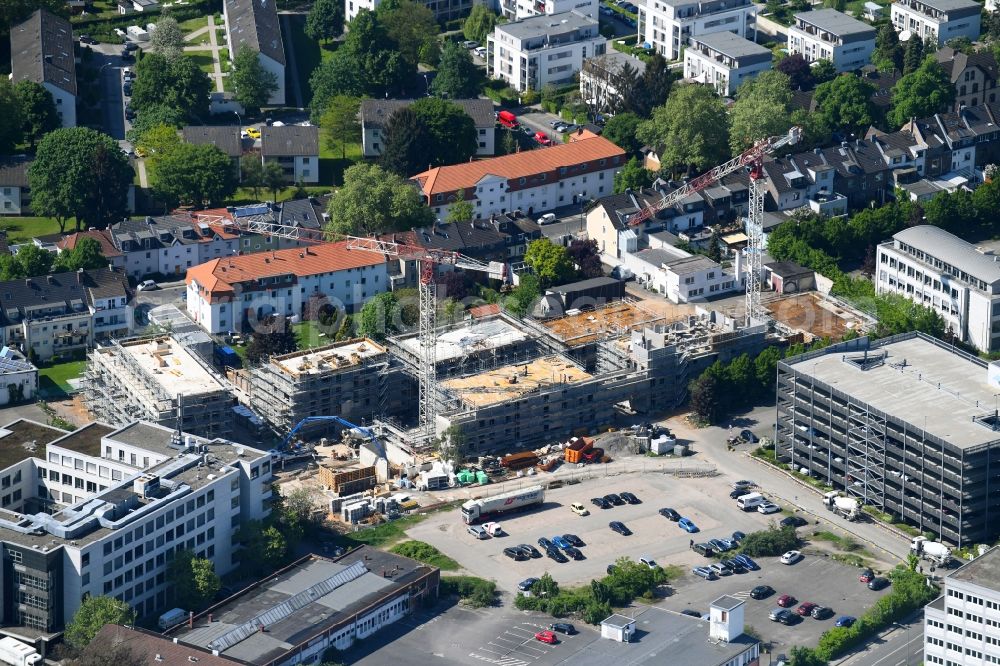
left=835, top=611, right=924, bottom=666
left=87, top=43, right=129, bottom=141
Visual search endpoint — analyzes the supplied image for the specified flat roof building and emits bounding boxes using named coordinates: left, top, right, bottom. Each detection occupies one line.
left=638, top=0, right=757, bottom=61
left=776, top=332, right=1000, bottom=545
left=924, top=547, right=1000, bottom=665
left=684, top=32, right=772, bottom=96
left=891, top=0, right=980, bottom=46
left=788, top=8, right=877, bottom=72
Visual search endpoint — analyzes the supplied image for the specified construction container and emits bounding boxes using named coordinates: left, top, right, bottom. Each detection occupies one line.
left=564, top=437, right=594, bottom=464
left=475, top=470, right=489, bottom=484
left=501, top=451, right=540, bottom=470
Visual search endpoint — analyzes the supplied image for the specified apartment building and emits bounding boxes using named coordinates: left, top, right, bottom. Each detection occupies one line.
left=586, top=186, right=706, bottom=259
left=580, top=52, right=646, bottom=116
left=776, top=333, right=1000, bottom=546
left=185, top=241, right=388, bottom=334
left=108, top=213, right=242, bottom=281
left=182, top=126, right=244, bottom=175
left=223, top=0, right=285, bottom=105
left=487, top=11, right=606, bottom=92
left=683, top=31, right=771, bottom=96
left=876, top=226, right=1000, bottom=353
left=497, top=0, right=598, bottom=21
left=924, top=547, right=1000, bottom=666
left=623, top=248, right=742, bottom=303
left=891, top=0, right=980, bottom=46
left=346, top=0, right=472, bottom=23
left=935, top=47, right=999, bottom=110
left=9, top=10, right=77, bottom=128
left=637, top=0, right=756, bottom=61
left=360, top=98, right=497, bottom=158
left=787, top=9, right=876, bottom=72
left=260, top=125, right=319, bottom=184
left=411, top=134, right=625, bottom=220
left=0, top=156, right=32, bottom=215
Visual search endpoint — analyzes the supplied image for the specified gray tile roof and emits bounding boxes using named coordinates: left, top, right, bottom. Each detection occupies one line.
left=361, top=98, right=497, bottom=130
left=182, top=125, right=243, bottom=157
left=0, top=268, right=130, bottom=327
left=936, top=47, right=998, bottom=85
left=261, top=125, right=319, bottom=157
left=10, top=10, right=77, bottom=95
left=893, top=225, right=1000, bottom=285
left=794, top=8, right=876, bottom=39
left=225, top=0, right=285, bottom=66
left=0, top=156, right=32, bottom=188
left=110, top=214, right=220, bottom=250
left=666, top=254, right=720, bottom=274
left=277, top=197, right=327, bottom=230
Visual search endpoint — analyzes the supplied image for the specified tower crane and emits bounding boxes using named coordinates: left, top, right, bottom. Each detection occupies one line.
left=627, top=127, right=802, bottom=325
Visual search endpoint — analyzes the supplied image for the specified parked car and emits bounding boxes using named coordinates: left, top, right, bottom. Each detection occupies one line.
left=518, top=577, right=539, bottom=592
left=812, top=606, right=833, bottom=620
left=548, top=622, right=576, bottom=635
left=692, top=543, right=714, bottom=557
left=835, top=616, right=856, bottom=627
left=769, top=608, right=793, bottom=623
left=778, top=611, right=800, bottom=626
left=503, top=546, right=527, bottom=561
left=733, top=554, right=759, bottom=570
left=639, top=556, right=658, bottom=569
left=79, top=34, right=97, bottom=44
left=534, top=630, right=557, bottom=644
left=796, top=602, right=817, bottom=616
left=859, top=569, right=875, bottom=583
left=659, top=507, right=680, bottom=521
left=708, top=538, right=731, bottom=552
left=609, top=521, right=631, bottom=535
left=604, top=493, right=625, bottom=506
left=750, top=585, right=774, bottom=600
left=563, top=534, right=584, bottom=547
left=606, top=564, right=617, bottom=575
left=780, top=515, right=809, bottom=528
left=137, top=279, right=158, bottom=291
left=570, top=502, right=589, bottom=516
left=122, top=83, right=132, bottom=96
left=868, top=577, right=890, bottom=591
left=591, top=497, right=611, bottom=509
left=678, top=517, right=699, bottom=533
left=546, top=548, right=568, bottom=563
left=534, top=131, right=553, bottom=147
left=740, top=429, right=759, bottom=443
left=709, top=563, right=732, bottom=577
left=758, top=502, right=781, bottom=515
left=473, top=46, right=487, bottom=58
left=731, top=531, right=747, bottom=542
left=461, top=40, right=479, bottom=48
left=124, top=105, right=136, bottom=120
left=619, top=491, right=640, bottom=504
left=244, top=127, right=261, bottom=139
left=729, top=489, right=746, bottom=500
left=722, top=558, right=747, bottom=574
left=777, top=594, right=796, bottom=608
left=563, top=546, right=584, bottom=560
left=731, top=480, right=756, bottom=490
left=680, top=609, right=701, bottom=617
left=692, top=566, right=716, bottom=580
left=551, top=535, right=571, bottom=550
left=124, top=41, right=139, bottom=51
left=517, top=544, right=541, bottom=558
left=780, top=550, right=803, bottom=565
left=537, top=537, right=554, bottom=551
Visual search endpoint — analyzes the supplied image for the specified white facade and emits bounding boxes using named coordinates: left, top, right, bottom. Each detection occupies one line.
left=46, top=83, right=76, bottom=129
left=258, top=53, right=286, bottom=106
left=877, top=226, right=1000, bottom=353
left=638, top=0, right=756, bottom=61
left=0, top=185, right=25, bottom=215
left=891, top=0, right=981, bottom=46
left=262, top=154, right=319, bottom=183
left=787, top=9, right=876, bottom=72
left=346, top=0, right=378, bottom=21
left=499, top=0, right=598, bottom=21
left=924, top=548, right=1000, bottom=666
left=622, top=245, right=742, bottom=303
left=683, top=32, right=772, bottom=96
left=0, top=360, right=36, bottom=407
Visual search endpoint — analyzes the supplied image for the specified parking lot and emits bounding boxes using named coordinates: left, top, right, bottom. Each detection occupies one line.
left=407, top=473, right=784, bottom=594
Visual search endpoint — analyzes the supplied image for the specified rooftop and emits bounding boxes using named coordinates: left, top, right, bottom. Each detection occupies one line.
left=949, top=546, right=1000, bottom=591
left=794, top=8, right=876, bottom=37
left=224, top=0, right=285, bottom=65
left=890, top=225, right=1000, bottom=286
left=497, top=10, right=598, bottom=40
left=901, top=0, right=979, bottom=13
left=271, top=339, right=386, bottom=376
left=48, top=422, right=115, bottom=457
left=442, top=356, right=592, bottom=407
left=90, top=626, right=233, bottom=666
left=690, top=31, right=771, bottom=59
left=782, top=333, right=1000, bottom=450
left=541, top=301, right=667, bottom=346
left=171, top=549, right=435, bottom=664
left=117, top=337, right=227, bottom=398
left=9, top=10, right=77, bottom=95
left=0, top=155, right=32, bottom=188
left=398, top=316, right=529, bottom=362
left=182, top=125, right=243, bottom=157
left=666, top=255, right=721, bottom=275
left=0, top=420, right=66, bottom=469
left=261, top=125, right=319, bottom=157
left=360, top=98, right=496, bottom=129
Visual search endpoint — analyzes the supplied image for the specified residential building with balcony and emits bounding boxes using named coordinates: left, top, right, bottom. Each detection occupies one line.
left=923, top=547, right=1000, bottom=666
left=487, top=11, right=606, bottom=92
left=776, top=332, right=1000, bottom=547
left=683, top=31, right=771, bottom=96
left=876, top=226, right=1000, bottom=353
left=787, top=9, right=876, bottom=72
left=360, top=98, right=497, bottom=158
left=637, top=0, right=756, bottom=62
left=260, top=125, right=319, bottom=184
left=891, top=0, right=980, bottom=46
left=346, top=0, right=472, bottom=23
left=580, top=52, right=646, bottom=116
left=497, top=0, right=598, bottom=21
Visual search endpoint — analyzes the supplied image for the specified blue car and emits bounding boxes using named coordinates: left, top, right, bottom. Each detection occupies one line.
left=552, top=535, right=571, bottom=550
left=678, top=517, right=699, bottom=533
left=835, top=616, right=856, bottom=628
left=733, top=554, right=759, bottom=570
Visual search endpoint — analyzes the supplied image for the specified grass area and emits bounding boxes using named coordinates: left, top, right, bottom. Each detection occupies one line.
left=389, top=540, right=461, bottom=571
left=440, top=576, right=498, bottom=607
left=293, top=320, right=339, bottom=348
left=38, top=360, right=87, bottom=399
left=284, top=14, right=322, bottom=108
left=186, top=50, right=216, bottom=74
left=343, top=513, right=431, bottom=548
left=812, top=530, right=864, bottom=553
left=319, top=127, right=363, bottom=186
left=862, top=506, right=923, bottom=537
left=178, top=15, right=210, bottom=35
left=219, top=48, right=231, bottom=73
left=228, top=185, right=333, bottom=206
left=0, top=217, right=67, bottom=243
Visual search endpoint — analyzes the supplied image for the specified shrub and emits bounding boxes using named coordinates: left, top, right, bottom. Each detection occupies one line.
left=389, top=541, right=459, bottom=570
left=440, top=576, right=498, bottom=608
left=737, top=526, right=801, bottom=557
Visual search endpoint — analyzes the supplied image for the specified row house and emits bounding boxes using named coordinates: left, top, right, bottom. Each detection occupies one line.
left=108, top=213, right=242, bottom=280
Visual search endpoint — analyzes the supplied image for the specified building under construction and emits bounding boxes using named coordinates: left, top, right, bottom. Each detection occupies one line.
left=84, top=335, right=234, bottom=439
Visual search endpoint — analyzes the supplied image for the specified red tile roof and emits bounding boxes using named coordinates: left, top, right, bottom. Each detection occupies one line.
left=56, top=229, right=123, bottom=257
left=412, top=136, right=625, bottom=198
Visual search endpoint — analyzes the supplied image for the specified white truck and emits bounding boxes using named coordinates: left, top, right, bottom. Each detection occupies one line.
left=911, top=536, right=953, bottom=566
left=736, top=492, right=765, bottom=511
left=158, top=607, right=187, bottom=630
left=481, top=521, right=503, bottom=536
left=461, top=485, right=544, bottom=524
left=0, top=637, right=41, bottom=666
left=822, top=491, right=860, bottom=521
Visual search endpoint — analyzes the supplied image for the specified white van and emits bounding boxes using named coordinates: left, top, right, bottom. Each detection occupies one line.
left=736, top=492, right=765, bottom=511
left=467, top=525, right=490, bottom=540
left=537, top=213, right=557, bottom=225
left=158, top=607, right=187, bottom=630
left=482, top=522, right=502, bottom=536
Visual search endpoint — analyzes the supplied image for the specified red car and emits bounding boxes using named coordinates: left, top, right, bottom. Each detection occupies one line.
left=534, top=131, right=554, bottom=147
left=777, top=594, right=796, bottom=608
left=796, top=602, right=817, bottom=616
left=535, top=630, right=557, bottom=644
left=859, top=569, right=874, bottom=583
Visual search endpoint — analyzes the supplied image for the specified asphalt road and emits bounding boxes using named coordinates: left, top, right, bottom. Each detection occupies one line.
left=835, top=611, right=924, bottom=666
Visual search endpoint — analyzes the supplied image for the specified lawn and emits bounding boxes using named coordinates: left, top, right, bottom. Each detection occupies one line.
left=319, top=127, right=363, bottom=185
left=0, top=217, right=67, bottom=243
left=178, top=15, right=209, bottom=36
left=228, top=185, right=333, bottom=206
left=38, top=360, right=87, bottom=399
left=293, top=320, right=339, bottom=349
left=186, top=50, right=216, bottom=74
left=283, top=14, right=322, bottom=107
left=389, top=540, right=460, bottom=571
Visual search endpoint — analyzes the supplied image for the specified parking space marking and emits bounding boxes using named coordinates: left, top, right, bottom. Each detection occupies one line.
left=469, top=652, right=530, bottom=666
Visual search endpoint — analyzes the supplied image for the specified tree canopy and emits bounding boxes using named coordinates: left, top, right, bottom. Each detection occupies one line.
left=873, top=24, right=903, bottom=73
left=410, top=97, right=478, bottom=166
left=776, top=53, right=814, bottom=90
left=245, top=315, right=299, bottom=364
left=614, top=156, right=653, bottom=193
left=432, top=41, right=483, bottom=99
left=130, top=52, right=211, bottom=121
left=622, top=54, right=673, bottom=117
left=53, top=237, right=108, bottom=273
left=150, top=15, right=184, bottom=60
left=305, top=0, right=344, bottom=42
left=168, top=550, right=222, bottom=611
left=358, top=291, right=401, bottom=340
left=326, top=163, right=434, bottom=235
left=637, top=84, right=729, bottom=174
left=232, top=46, right=279, bottom=113
left=379, top=107, right=432, bottom=176
left=377, top=0, right=439, bottom=68
left=464, top=4, right=499, bottom=43
left=320, top=95, right=361, bottom=159
left=729, top=70, right=793, bottom=154
left=887, top=57, right=955, bottom=127
left=813, top=74, right=876, bottom=135
left=601, top=112, right=642, bottom=154
left=65, top=596, right=134, bottom=648
left=0, top=80, right=24, bottom=154
left=524, top=238, right=575, bottom=286
left=237, top=519, right=288, bottom=577
left=14, top=80, right=58, bottom=148
left=151, top=142, right=237, bottom=208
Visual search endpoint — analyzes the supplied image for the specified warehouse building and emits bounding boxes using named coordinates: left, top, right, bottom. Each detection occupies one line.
left=85, top=335, right=234, bottom=440
left=776, top=332, right=1000, bottom=546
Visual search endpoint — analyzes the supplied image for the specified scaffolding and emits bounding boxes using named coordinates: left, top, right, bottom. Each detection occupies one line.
left=845, top=402, right=887, bottom=508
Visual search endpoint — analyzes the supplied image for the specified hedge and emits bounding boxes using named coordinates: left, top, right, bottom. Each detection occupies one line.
left=737, top=526, right=801, bottom=558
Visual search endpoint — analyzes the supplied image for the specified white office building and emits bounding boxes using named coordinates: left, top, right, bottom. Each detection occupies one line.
left=498, top=0, right=598, bottom=20
left=876, top=225, right=1000, bottom=353
left=637, top=0, right=756, bottom=62
left=924, top=547, right=1000, bottom=666
left=683, top=31, right=772, bottom=96
left=787, top=9, right=876, bottom=72
left=487, top=11, right=606, bottom=92
left=891, top=0, right=981, bottom=46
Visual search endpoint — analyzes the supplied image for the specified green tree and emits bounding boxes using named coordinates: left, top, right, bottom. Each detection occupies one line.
left=447, top=190, right=474, bottom=223
left=636, top=85, right=729, bottom=175
left=622, top=54, right=673, bottom=117
left=788, top=646, right=827, bottom=666
left=168, top=550, right=222, bottom=611
left=12, top=244, right=54, bottom=277
left=814, top=74, right=876, bottom=135
left=305, top=0, right=344, bottom=42
left=729, top=70, right=793, bottom=154
left=341, top=10, right=413, bottom=98
left=237, top=519, right=287, bottom=576
left=242, top=159, right=265, bottom=199
left=524, top=238, right=574, bottom=286
left=65, top=596, right=134, bottom=648
left=0, top=80, right=24, bottom=154
left=320, top=95, right=361, bottom=159
left=790, top=107, right=833, bottom=151
left=135, top=123, right=181, bottom=159
left=601, top=112, right=642, bottom=154
left=738, top=526, right=801, bottom=557
left=464, top=4, right=498, bottom=42
left=377, top=0, right=439, bottom=69
left=14, top=80, right=58, bottom=149
left=29, top=127, right=133, bottom=232
left=262, top=161, right=288, bottom=200
left=614, top=156, right=654, bottom=193
left=706, top=227, right=723, bottom=263
left=380, top=106, right=433, bottom=176
left=903, top=37, right=924, bottom=74
left=811, top=59, right=837, bottom=85
left=53, top=237, right=109, bottom=272
left=125, top=103, right=185, bottom=145
left=689, top=372, right=721, bottom=422
left=887, top=58, right=955, bottom=127
left=1, top=0, right=67, bottom=32
left=232, top=45, right=279, bottom=114
left=244, top=316, right=298, bottom=363
left=504, top=273, right=541, bottom=316
left=431, top=41, right=484, bottom=99
left=411, top=97, right=478, bottom=166
left=359, top=291, right=401, bottom=340
left=131, top=53, right=211, bottom=121
left=150, top=15, right=184, bottom=60
left=151, top=142, right=237, bottom=207
left=326, top=163, right=434, bottom=235
left=309, top=50, right=365, bottom=119
left=873, top=24, right=903, bottom=73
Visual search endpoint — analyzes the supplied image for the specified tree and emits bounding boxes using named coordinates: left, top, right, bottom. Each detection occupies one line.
left=601, top=112, right=642, bottom=154
left=873, top=24, right=903, bottom=73
left=504, top=273, right=541, bottom=316
left=706, top=227, right=723, bottom=263
left=622, top=54, right=673, bottom=117
left=636, top=85, right=729, bottom=175
left=790, top=107, right=833, bottom=151
left=903, top=36, right=924, bottom=75
left=377, top=0, right=439, bottom=69
left=245, top=315, right=298, bottom=363
left=232, top=45, right=279, bottom=114
left=524, top=238, right=574, bottom=286
left=340, top=10, right=413, bottom=98
left=151, top=143, right=237, bottom=208
left=326, top=163, right=434, bottom=235
left=14, top=80, right=58, bottom=149
left=729, top=70, right=793, bottom=154
left=464, top=5, right=498, bottom=42
left=135, top=123, right=181, bottom=160
left=131, top=53, right=211, bottom=121
left=380, top=106, right=433, bottom=176
left=242, top=159, right=265, bottom=198
left=65, top=596, right=134, bottom=648
left=320, top=95, right=361, bottom=159
left=614, top=156, right=654, bottom=193
left=262, top=161, right=288, bottom=200
left=788, top=646, right=827, bottom=666
left=689, top=372, right=720, bottom=422
left=432, top=41, right=484, bottom=99
left=53, top=237, right=108, bottom=273
left=309, top=50, right=365, bottom=119
left=738, top=526, right=801, bottom=557
left=150, top=15, right=184, bottom=60
left=814, top=74, right=876, bottom=135
left=447, top=190, right=474, bottom=223
left=13, top=244, right=54, bottom=277
left=359, top=291, right=401, bottom=340
left=238, top=519, right=287, bottom=576
left=1, top=0, right=67, bottom=32
left=887, top=57, right=955, bottom=127
left=411, top=97, right=478, bottom=167
left=305, top=0, right=344, bottom=42
left=775, top=54, right=813, bottom=90
left=0, top=80, right=24, bottom=154
left=811, top=59, right=837, bottom=85
left=567, top=239, right=602, bottom=278
left=29, top=127, right=133, bottom=232
left=125, top=103, right=185, bottom=145
left=168, top=550, right=222, bottom=611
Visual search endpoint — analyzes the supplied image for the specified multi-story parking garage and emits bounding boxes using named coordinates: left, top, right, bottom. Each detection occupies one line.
left=776, top=332, right=1000, bottom=546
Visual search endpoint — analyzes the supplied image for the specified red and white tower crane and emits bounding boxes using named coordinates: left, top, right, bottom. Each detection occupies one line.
left=627, top=127, right=801, bottom=325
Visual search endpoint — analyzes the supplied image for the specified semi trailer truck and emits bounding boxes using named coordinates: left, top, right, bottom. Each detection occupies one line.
left=461, top=485, right=544, bottom=524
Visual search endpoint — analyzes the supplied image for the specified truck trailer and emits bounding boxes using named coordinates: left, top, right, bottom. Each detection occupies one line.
left=0, top=637, right=41, bottom=666
left=462, top=485, right=544, bottom=524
